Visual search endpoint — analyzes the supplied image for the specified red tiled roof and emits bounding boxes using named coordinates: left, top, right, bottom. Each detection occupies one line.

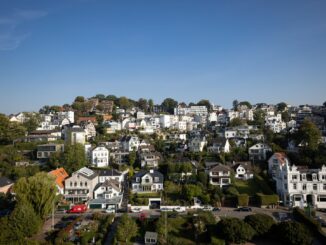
left=49, top=167, right=69, bottom=189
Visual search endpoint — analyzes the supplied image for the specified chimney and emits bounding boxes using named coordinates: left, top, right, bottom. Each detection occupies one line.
left=149, top=169, right=154, bottom=174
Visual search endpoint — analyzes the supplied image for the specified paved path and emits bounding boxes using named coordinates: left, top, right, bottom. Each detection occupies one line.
left=104, top=217, right=119, bottom=245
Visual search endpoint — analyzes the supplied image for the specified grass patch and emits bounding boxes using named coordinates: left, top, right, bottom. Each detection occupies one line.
left=234, top=175, right=274, bottom=195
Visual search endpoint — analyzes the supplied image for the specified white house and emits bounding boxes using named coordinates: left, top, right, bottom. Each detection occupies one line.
left=121, top=136, right=140, bottom=152
left=189, top=136, right=207, bottom=152
left=232, top=162, right=253, bottom=180
left=273, top=162, right=326, bottom=209
left=93, top=179, right=121, bottom=199
left=98, top=169, right=125, bottom=183
left=131, top=169, right=164, bottom=193
left=65, top=126, right=86, bottom=145
left=248, top=143, right=272, bottom=161
left=208, top=164, right=232, bottom=188
left=92, top=146, right=109, bottom=167
left=82, top=121, right=96, bottom=140
left=207, top=138, right=230, bottom=154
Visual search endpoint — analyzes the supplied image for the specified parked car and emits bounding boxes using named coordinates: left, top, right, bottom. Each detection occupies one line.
left=67, top=204, right=87, bottom=214
left=202, top=205, right=213, bottom=211
left=131, top=207, right=142, bottom=213
left=173, top=207, right=185, bottom=213
left=105, top=207, right=116, bottom=213
left=316, top=216, right=326, bottom=227
left=235, top=207, right=252, bottom=212
left=212, top=207, right=221, bottom=212
left=160, top=208, right=171, bottom=212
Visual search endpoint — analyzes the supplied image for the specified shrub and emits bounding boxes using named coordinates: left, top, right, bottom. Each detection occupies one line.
left=256, top=194, right=279, bottom=206
left=244, top=213, right=275, bottom=237
left=216, top=218, right=255, bottom=244
left=237, top=194, right=249, bottom=207
left=272, top=221, right=312, bottom=245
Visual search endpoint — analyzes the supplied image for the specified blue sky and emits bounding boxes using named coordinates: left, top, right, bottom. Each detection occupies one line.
left=0, top=0, right=325, bottom=114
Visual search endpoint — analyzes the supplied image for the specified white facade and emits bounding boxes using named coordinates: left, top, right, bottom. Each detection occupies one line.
left=274, top=163, right=326, bottom=209
left=92, top=146, right=109, bottom=167
left=208, top=165, right=231, bottom=188
left=248, top=143, right=272, bottom=161
left=189, top=137, right=207, bottom=152
left=160, top=115, right=171, bottom=128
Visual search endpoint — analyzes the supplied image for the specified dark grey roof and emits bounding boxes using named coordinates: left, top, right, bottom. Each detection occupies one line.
left=0, top=177, right=14, bottom=187
left=210, top=164, right=231, bottom=172
left=94, top=179, right=120, bottom=192
left=132, top=170, right=163, bottom=183
left=145, top=231, right=158, bottom=239
left=98, top=169, right=122, bottom=177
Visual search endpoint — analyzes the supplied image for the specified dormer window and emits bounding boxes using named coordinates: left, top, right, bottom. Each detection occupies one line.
left=136, top=177, right=140, bottom=182
left=154, top=177, right=159, bottom=182
left=312, top=174, right=317, bottom=181
left=302, top=174, right=306, bottom=180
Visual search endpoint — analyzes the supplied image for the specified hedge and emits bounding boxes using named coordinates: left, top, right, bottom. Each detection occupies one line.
left=256, top=194, right=279, bottom=206
left=293, top=207, right=326, bottom=244
left=237, top=194, right=249, bottom=207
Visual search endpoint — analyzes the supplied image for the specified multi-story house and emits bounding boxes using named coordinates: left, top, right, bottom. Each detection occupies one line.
left=208, top=164, right=232, bottom=188
left=98, top=169, right=125, bottom=183
left=140, top=152, right=161, bottom=168
left=273, top=163, right=326, bottom=209
left=232, top=162, right=253, bottom=180
left=37, top=143, right=64, bottom=159
left=65, top=126, right=86, bottom=145
left=131, top=169, right=164, bottom=193
left=64, top=167, right=98, bottom=203
left=121, top=136, right=140, bottom=152
left=48, top=167, right=69, bottom=195
left=81, top=121, right=97, bottom=140
left=268, top=152, right=289, bottom=179
left=248, top=143, right=272, bottom=161
left=91, top=146, right=109, bottom=168
left=189, top=136, right=207, bottom=152
left=93, top=179, right=121, bottom=199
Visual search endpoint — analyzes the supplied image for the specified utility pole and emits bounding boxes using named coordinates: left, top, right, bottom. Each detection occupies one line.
left=52, top=200, right=54, bottom=230
left=165, top=211, right=167, bottom=244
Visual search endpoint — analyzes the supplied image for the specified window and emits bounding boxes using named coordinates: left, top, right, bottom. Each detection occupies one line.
left=292, top=175, right=297, bottom=180
left=322, top=175, right=326, bottom=180
left=284, top=184, right=287, bottom=190
left=294, top=195, right=301, bottom=201
left=302, top=174, right=306, bottom=180
left=312, top=174, right=317, bottom=181
left=318, top=195, right=326, bottom=202
left=303, top=184, right=307, bottom=190
left=85, top=182, right=87, bottom=186
left=80, top=182, right=83, bottom=187
left=313, top=184, right=317, bottom=191
left=74, top=182, right=77, bottom=187
left=293, top=183, right=297, bottom=190
left=323, top=184, right=326, bottom=190
left=70, top=181, right=72, bottom=187
left=145, top=178, right=150, bottom=183
left=136, top=177, right=140, bottom=182
left=154, top=177, right=159, bottom=182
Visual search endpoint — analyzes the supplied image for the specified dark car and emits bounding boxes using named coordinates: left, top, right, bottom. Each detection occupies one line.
left=235, top=207, right=252, bottom=212
left=316, top=216, right=326, bottom=227
left=213, top=207, right=221, bottom=212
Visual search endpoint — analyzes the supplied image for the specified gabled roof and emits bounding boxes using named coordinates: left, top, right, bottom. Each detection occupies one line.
left=132, top=170, right=164, bottom=183
left=232, top=162, right=253, bottom=173
left=209, top=164, right=231, bottom=172
left=94, top=179, right=120, bottom=192
left=49, top=167, right=69, bottom=189
left=0, top=177, right=14, bottom=188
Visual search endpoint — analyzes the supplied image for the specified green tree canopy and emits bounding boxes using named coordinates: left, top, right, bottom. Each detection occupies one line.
left=8, top=202, right=41, bottom=239
left=116, top=214, right=138, bottom=243
left=118, top=96, right=131, bottom=110
left=216, top=218, right=255, bottom=244
left=229, top=118, right=245, bottom=127
left=239, top=101, right=252, bottom=109
left=0, top=114, right=26, bottom=144
left=74, top=96, right=85, bottom=103
left=197, top=99, right=212, bottom=111
left=244, top=213, right=275, bottom=237
left=296, top=119, right=321, bottom=151
left=13, top=172, right=57, bottom=219
left=148, top=99, right=154, bottom=113
left=276, top=102, right=287, bottom=112
left=273, top=221, right=312, bottom=245
left=63, top=143, right=87, bottom=173
left=232, top=100, right=239, bottom=111
left=182, top=184, right=202, bottom=201
left=137, top=98, right=148, bottom=111
left=161, top=98, right=178, bottom=114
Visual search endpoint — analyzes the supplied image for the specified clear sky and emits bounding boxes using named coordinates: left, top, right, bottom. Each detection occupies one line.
left=0, top=0, right=325, bottom=114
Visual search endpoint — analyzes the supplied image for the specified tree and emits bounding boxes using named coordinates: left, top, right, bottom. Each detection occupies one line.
left=128, top=150, right=136, bottom=167
left=13, top=172, right=57, bottom=219
left=106, top=94, right=117, bottom=101
left=116, top=214, right=138, bottom=243
left=239, top=101, right=252, bottom=109
left=216, top=218, right=255, bottom=244
left=253, top=109, right=266, bottom=128
left=161, top=98, right=178, bottom=114
left=63, top=143, right=87, bottom=173
left=23, top=113, right=41, bottom=133
left=296, top=119, right=321, bottom=151
left=118, top=96, right=131, bottom=110
left=0, top=114, right=26, bottom=144
left=74, top=96, right=85, bottom=103
left=137, top=98, right=148, bottom=111
left=281, top=111, right=290, bottom=123
left=95, top=94, right=105, bottom=100
left=273, top=221, right=312, bottom=245
left=276, top=102, right=287, bottom=112
left=323, top=101, right=326, bottom=107
left=8, top=202, right=41, bottom=239
left=244, top=214, right=275, bottom=237
left=229, top=118, right=245, bottom=127
left=197, top=99, right=212, bottom=111
left=183, top=184, right=202, bottom=201
left=148, top=99, right=154, bottom=113
left=232, top=100, right=239, bottom=111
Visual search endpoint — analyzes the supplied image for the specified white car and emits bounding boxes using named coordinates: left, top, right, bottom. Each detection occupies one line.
left=131, top=207, right=142, bottom=213
left=202, top=205, right=213, bottom=211
left=173, top=207, right=185, bottom=213
left=105, top=208, right=115, bottom=213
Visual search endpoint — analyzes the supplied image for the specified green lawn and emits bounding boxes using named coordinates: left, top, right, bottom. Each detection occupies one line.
left=234, top=175, right=274, bottom=195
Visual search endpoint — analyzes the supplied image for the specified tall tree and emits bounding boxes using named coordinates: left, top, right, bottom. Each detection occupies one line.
left=116, top=214, right=138, bottom=243
left=63, top=143, right=87, bottom=173
left=14, top=172, right=57, bottom=219
left=276, top=102, right=287, bottom=112
left=296, top=119, right=321, bottom=151
left=23, top=113, right=41, bottom=133
left=74, top=96, right=85, bottom=103
left=197, top=99, right=212, bottom=111
left=239, top=101, right=252, bottom=109
left=232, top=100, right=239, bottom=111
left=161, top=98, right=178, bottom=114
left=118, top=96, right=131, bottom=110
left=148, top=99, right=154, bottom=113
left=137, top=98, right=148, bottom=111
